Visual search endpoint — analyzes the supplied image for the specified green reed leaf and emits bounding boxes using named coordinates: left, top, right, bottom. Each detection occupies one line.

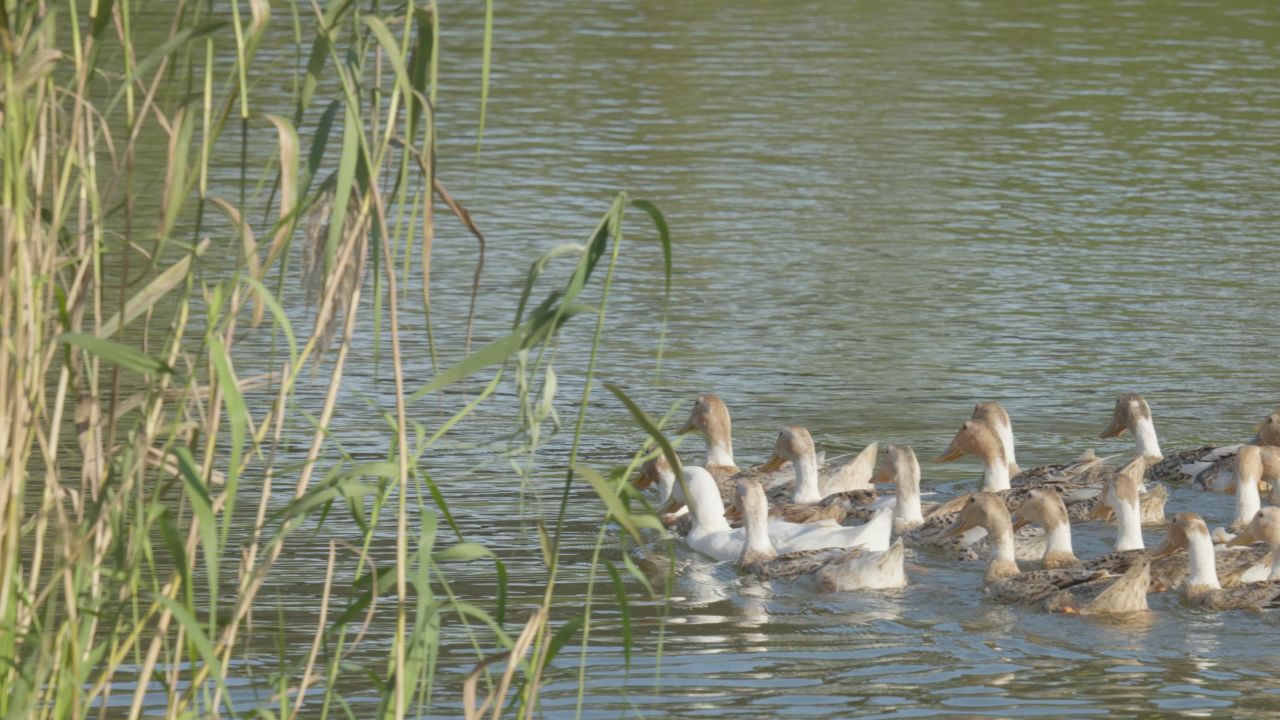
left=605, top=563, right=633, bottom=669
left=208, top=335, right=245, bottom=541
left=172, top=447, right=220, bottom=636
left=574, top=463, right=642, bottom=543
left=543, top=614, right=584, bottom=669
left=155, top=595, right=236, bottom=716
left=604, top=383, right=682, bottom=477
left=61, top=333, right=172, bottom=376
left=433, top=542, right=493, bottom=563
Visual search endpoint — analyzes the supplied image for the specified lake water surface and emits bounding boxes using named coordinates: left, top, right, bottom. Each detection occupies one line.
left=129, top=0, right=1280, bottom=716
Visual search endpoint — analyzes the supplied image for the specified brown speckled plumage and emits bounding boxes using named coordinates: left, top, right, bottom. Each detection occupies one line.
left=1187, top=581, right=1280, bottom=610
left=744, top=546, right=865, bottom=580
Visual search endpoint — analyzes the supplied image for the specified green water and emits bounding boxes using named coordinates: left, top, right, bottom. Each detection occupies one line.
left=120, top=0, right=1280, bottom=716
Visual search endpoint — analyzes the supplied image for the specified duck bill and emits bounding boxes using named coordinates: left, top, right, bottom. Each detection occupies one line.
left=933, top=446, right=964, bottom=463
left=1100, top=417, right=1127, bottom=439
left=1087, top=500, right=1113, bottom=522
left=631, top=470, right=654, bottom=489
left=1011, top=516, right=1031, bottom=531
left=942, top=518, right=973, bottom=538
left=1152, top=538, right=1179, bottom=558
left=871, top=466, right=893, bottom=484
left=759, top=452, right=786, bottom=472
left=1227, top=529, right=1258, bottom=547
left=676, top=420, right=697, bottom=435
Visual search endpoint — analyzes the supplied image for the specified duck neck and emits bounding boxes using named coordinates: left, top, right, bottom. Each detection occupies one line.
left=705, top=431, right=735, bottom=468
left=1185, top=531, right=1222, bottom=593
left=981, top=456, right=1011, bottom=492
left=1042, top=520, right=1077, bottom=566
left=687, top=475, right=731, bottom=535
left=1132, top=417, right=1163, bottom=461
left=1113, top=498, right=1145, bottom=552
left=740, top=502, right=776, bottom=564
left=1269, top=549, right=1280, bottom=582
left=1236, top=479, right=1261, bottom=527
left=656, top=468, right=678, bottom=507
left=995, top=421, right=1018, bottom=474
left=791, top=452, right=823, bottom=505
left=985, top=525, right=1019, bottom=582
left=894, top=468, right=924, bottom=531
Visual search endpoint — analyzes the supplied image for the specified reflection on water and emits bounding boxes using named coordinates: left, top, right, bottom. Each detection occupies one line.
left=115, top=0, right=1280, bottom=715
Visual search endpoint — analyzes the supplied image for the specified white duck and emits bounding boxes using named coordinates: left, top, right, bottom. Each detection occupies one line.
left=682, top=466, right=892, bottom=562
left=736, top=477, right=906, bottom=591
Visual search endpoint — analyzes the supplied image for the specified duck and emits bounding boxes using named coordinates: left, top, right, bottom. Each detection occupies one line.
left=934, top=420, right=1016, bottom=492
left=677, top=394, right=878, bottom=497
left=969, top=401, right=1023, bottom=477
left=735, top=477, right=906, bottom=591
left=864, top=444, right=939, bottom=531
left=681, top=466, right=892, bottom=562
left=1193, top=412, right=1280, bottom=491
left=1100, top=394, right=1244, bottom=486
left=1062, top=456, right=1168, bottom=526
left=944, top=493, right=1151, bottom=615
left=1009, top=488, right=1080, bottom=569
left=756, top=426, right=880, bottom=521
left=1225, top=507, right=1280, bottom=582
left=969, top=401, right=1109, bottom=487
left=638, top=453, right=693, bottom=534
left=1211, top=444, right=1273, bottom=542
left=1198, top=442, right=1280, bottom=501
left=1158, top=511, right=1280, bottom=610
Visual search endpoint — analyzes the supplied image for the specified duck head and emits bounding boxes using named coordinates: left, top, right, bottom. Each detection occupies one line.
left=1227, top=506, right=1280, bottom=549
left=934, top=420, right=1003, bottom=465
left=1258, top=412, right=1280, bottom=447
left=873, top=444, right=920, bottom=488
left=943, top=492, right=1009, bottom=537
left=1011, top=488, right=1067, bottom=531
left=678, top=394, right=735, bottom=467
left=1013, top=487, right=1078, bottom=568
left=760, top=425, right=816, bottom=472
left=1089, top=456, right=1147, bottom=521
left=1101, top=394, right=1163, bottom=462
left=633, top=453, right=671, bottom=489
left=971, top=401, right=1020, bottom=475
left=1153, top=512, right=1206, bottom=557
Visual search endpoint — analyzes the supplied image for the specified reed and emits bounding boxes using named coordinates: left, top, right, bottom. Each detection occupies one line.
left=0, top=1, right=672, bottom=717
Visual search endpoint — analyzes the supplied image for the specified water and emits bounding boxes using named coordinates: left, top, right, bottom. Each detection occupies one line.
left=126, top=0, right=1280, bottom=716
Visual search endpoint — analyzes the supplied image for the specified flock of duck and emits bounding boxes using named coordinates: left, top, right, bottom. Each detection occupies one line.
left=632, top=393, right=1280, bottom=615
